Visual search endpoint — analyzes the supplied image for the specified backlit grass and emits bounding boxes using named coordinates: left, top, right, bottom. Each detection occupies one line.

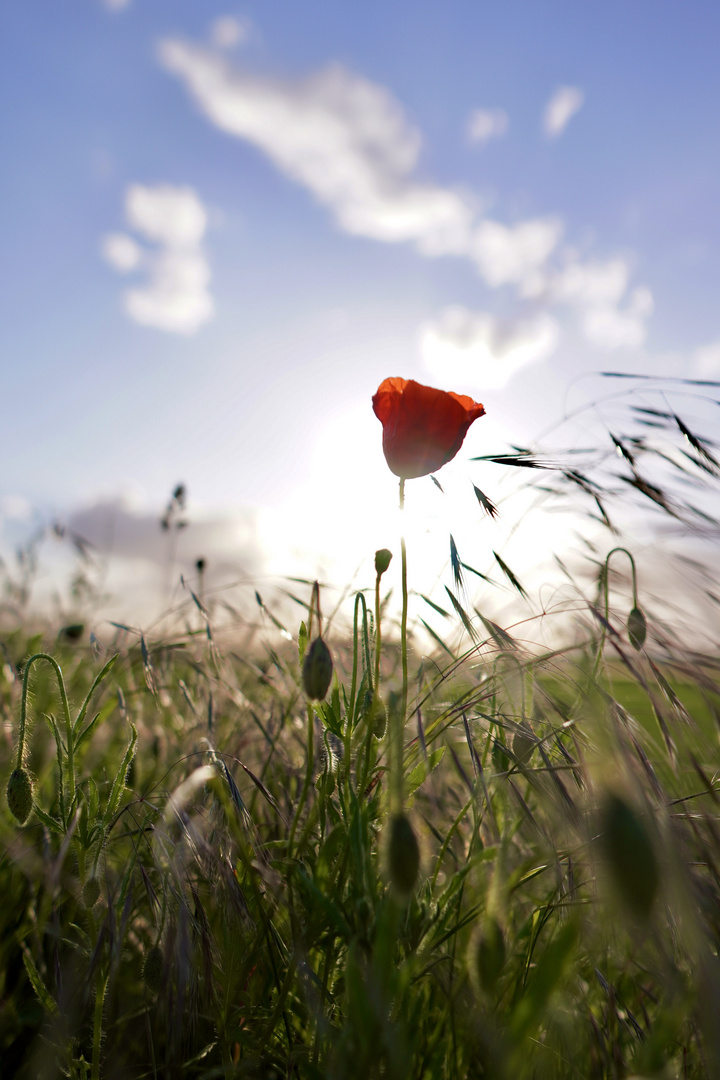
left=2, top=377, right=720, bottom=1078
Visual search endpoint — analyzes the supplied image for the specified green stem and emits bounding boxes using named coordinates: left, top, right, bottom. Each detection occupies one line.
left=592, top=546, right=638, bottom=681
left=92, top=970, right=108, bottom=1080
left=399, top=479, right=408, bottom=718
left=393, top=478, right=409, bottom=815
left=18, top=654, right=74, bottom=794
left=349, top=593, right=363, bottom=730
left=374, top=571, right=382, bottom=697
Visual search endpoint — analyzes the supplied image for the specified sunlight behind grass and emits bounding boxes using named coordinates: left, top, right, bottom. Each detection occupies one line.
left=1, top=375, right=720, bottom=1078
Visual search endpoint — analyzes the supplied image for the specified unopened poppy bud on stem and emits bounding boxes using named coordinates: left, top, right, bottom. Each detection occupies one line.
left=627, top=606, right=647, bottom=650
left=599, top=792, right=658, bottom=919
left=386, top=812, right=420, bottom=897
left=6, top=767, right=33, bottom=825
left=470, top=918, right=506, bottom=995
left=302, top=636, right=333, bottom=701
left=374, top=548, right=393, bottom=577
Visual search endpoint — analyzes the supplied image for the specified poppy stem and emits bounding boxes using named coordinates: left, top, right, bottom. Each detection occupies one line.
left=396, top=477, right=408, bottom=813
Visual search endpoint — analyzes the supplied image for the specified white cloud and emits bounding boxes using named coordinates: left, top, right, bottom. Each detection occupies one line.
left=546, top=257, right=629, bottom=307
left=531, top=258, right=653, bottom=350
left=158, top=39, right=476, bottom=257
left=210, top=16, right=250, bottom=50
left=471, top=217, right=563, bottom=288
left=102, top=0, right=130, bottom=10
left=421, top=306, right=559, bottom=389
left=68, top=497, right=261, bottom=568
left=102, top=184, right=214, bottom=335
left=125, top=249, right=214, bottom=335
left=101, top=232, right=143, bottom=273
left=466, top=108, right=509, bottom=146
left=694, top=339, right=720, bottom=377
left=0, top=494, right=33, bottom=522
left=543, top=86, right=584, bottom=138
left=581, top=286, right=653, bottom=350
left=158, top=38, right=650, bottom=348
left=126, top=184, right=207, bottom=247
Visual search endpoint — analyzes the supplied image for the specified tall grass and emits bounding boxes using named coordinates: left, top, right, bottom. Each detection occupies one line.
left=2, top=376, right=720, bottom=1078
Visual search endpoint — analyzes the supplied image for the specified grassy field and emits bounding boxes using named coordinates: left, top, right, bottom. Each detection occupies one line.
left=1, top=590, right=720, bottom=1079
left=2, top=385, right=720, bottom=1078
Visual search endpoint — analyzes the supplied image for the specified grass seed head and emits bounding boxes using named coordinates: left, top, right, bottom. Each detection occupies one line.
left=302, top=636, right=333, bottom=700
left=6, top=767, right=33, bottom=825
left=387, top=812, right=420, bottom=898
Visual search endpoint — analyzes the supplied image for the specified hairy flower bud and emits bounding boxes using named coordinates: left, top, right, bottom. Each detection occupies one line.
left=599, top=792, right=658, bottom=919
left=371, top=696, right=387, bottom=739
left=374, top=548, right=393, bottom=577
left=82, top=877, right=101, bottom=909
left=6, top=767, right=33, bottom=825
left=387, top=813, right=420, bottom=897
left=469, top=918, right=506, bottom=995
left=627, top=606, right=647, bottom=650
left=302, top=636, right=333, bottom=700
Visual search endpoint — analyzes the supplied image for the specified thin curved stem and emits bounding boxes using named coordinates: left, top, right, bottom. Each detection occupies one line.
left=18, top=654, right=74, bottom=794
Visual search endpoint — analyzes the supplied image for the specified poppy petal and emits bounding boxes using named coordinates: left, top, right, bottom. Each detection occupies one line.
left=372, top=377, right=485, bottom=479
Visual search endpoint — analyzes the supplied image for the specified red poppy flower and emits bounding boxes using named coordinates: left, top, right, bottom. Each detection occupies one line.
left=372, top=377, right=485, bottom=479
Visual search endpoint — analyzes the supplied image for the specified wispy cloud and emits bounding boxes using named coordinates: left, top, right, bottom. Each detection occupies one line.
left=694, top=339, right=720, bottom=377
left=0, top=494, right=33, bottom=523
left=101, top=184, right=214, bottom=335
left=466, top=107, right=509, bottom=146
left=159, top=39, right=476, bottom=256
left=471, top=218, right=563, bottom=288
left=101, top=233, right=143, bottom=273
left=543, top=85, right=584, bottom=138
left=421, top=307, right=559, bottom=389
left=209, top=16, right=252, bottom=50
left=159, top=38, right=649, bottom=352
left=581, top=285, right=653, bottom=350
left=68, top=497, right=261, bottom=570
left=101, top=0, right=131, bottom=11
left=523, top=256, right=653, bottom=349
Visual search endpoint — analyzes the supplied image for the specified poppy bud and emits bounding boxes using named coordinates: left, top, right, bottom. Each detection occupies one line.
left=143, top=946, right=164, bottom=994
left=82, top=877, right=101, bottom=909
left=387, top=813, right=420, bottom=897
left=6, top=767, right=33, bottom=825
left=374, top=548, right=393, bottom=577
left=470, top=918, right=506, bottom=994
left=371, top=696, right=387, bottom=739
left=302, top=636, right=333, bottom=700
left=599, top=793, right=658, bottom=919
left=627, top=606, right=647, bottom=650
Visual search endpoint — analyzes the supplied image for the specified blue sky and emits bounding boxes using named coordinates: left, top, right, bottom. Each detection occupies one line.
left=2, top=1, right=720, bottom=624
